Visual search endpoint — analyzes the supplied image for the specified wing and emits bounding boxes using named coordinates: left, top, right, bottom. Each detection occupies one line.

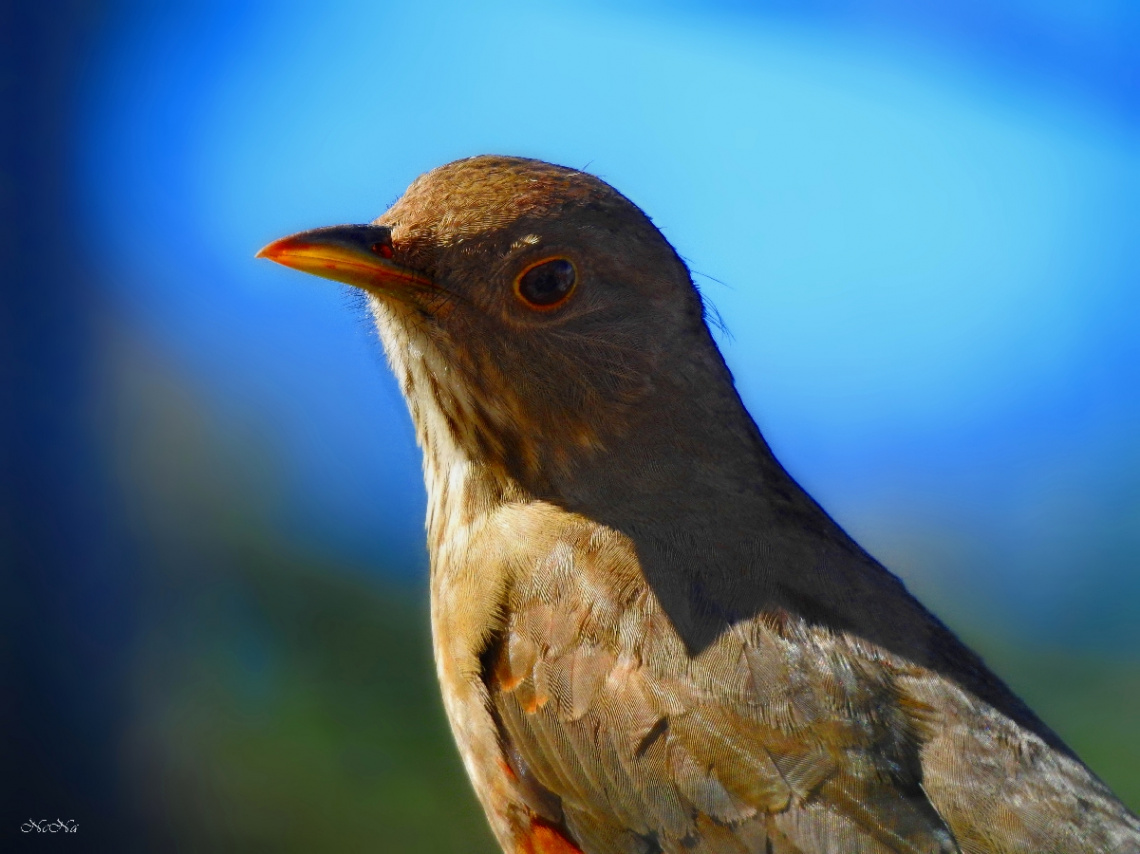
left=483, top=519, right=1140, bottom=854
left=905, top=678, right=1140, bottom=853
left=483, top=521, right=961, bottom=854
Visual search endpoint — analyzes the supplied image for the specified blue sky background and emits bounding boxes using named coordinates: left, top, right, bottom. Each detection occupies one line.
left=72, top=0, right=1137, bottom=651
left=74, top=0, right=1140, bottom=647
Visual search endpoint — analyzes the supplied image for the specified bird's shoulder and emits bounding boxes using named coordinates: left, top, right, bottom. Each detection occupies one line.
left=482, top=511, right=957, bottom=853
left=479, top=509, right=1140, bottom=854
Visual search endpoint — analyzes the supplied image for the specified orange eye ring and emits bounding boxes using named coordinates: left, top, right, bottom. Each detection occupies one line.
left=513, top=256, right=578, bottom=311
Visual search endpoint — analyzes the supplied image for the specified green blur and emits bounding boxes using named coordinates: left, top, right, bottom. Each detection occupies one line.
left=127, top=545, right=1139, bottom=850
left=130, top=552, right=498, bottom=852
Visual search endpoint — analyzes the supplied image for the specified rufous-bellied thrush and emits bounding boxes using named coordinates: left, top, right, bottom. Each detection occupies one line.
left=259, top=156, right=1140, bottom=853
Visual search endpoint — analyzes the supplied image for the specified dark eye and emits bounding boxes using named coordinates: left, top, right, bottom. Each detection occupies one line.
left=514, top=257, right=577, bottom=309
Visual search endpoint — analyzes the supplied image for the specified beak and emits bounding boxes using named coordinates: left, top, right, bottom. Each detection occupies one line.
left=256, top=224, right=433, bottom=295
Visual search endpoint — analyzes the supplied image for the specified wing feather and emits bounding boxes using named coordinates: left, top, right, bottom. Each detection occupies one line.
left=486, top=522, right=964, bottom=853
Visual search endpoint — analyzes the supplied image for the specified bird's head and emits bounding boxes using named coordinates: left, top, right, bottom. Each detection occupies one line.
left=259, top=156, right=743, bottom=501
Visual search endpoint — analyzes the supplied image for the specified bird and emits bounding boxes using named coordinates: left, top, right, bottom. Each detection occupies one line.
left=258, top=156, right=1140, bottom=854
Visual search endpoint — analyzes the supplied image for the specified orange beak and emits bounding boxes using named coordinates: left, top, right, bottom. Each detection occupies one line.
left=256, top=224, right=433, bottom=295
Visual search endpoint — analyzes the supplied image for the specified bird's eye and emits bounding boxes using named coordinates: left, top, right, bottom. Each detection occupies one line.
left=514, top=257, right=577, bottom=310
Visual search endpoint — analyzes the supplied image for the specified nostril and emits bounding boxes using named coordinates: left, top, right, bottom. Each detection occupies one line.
left=371, top=241, right=394, bottom=259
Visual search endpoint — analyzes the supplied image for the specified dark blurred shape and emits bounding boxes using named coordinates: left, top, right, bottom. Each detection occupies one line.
left=1, top=0, right=143, bottom=847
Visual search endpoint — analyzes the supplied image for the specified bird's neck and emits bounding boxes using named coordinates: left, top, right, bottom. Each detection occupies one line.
left=391, top=315, right=927, bottom=662
left=559, top=345, right=813, bottom=534
left=378, top=296, right=844, bottom=585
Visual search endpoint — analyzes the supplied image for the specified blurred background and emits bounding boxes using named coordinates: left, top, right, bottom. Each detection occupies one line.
left=4, top=0, right=1138, bottom=849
